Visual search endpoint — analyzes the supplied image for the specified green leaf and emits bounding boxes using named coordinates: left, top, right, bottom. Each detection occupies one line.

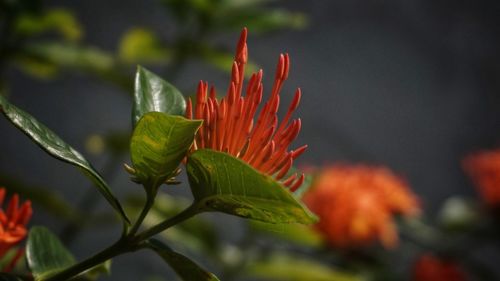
left=146, top=239, right=220, bottom=281
left=0, top=96, right=129, bottom=224
left=15, top=9, right=83, bottom=41
left=244, top=254, right=362, bottom=281
left=214, top=9, right=308, bottom=33
left=250, top=221, right=323, bottom=247
left=132, top=66, right=186, bottom=126
left=187, top=149, right=317, bottom=224
left=26, top=226, right=76, bottom=281
left=119, top=28, right=171, bottom=64
left=21, top=42, right=114, bottom=72
left=130, top=112, right=202, bottom=189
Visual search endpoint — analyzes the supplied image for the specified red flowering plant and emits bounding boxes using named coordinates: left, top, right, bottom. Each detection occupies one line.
left=0, top=188, right=32, bottom=273
left=303, top=164, right=420, bottom=249
left=0, top=28, right=316, bottom=280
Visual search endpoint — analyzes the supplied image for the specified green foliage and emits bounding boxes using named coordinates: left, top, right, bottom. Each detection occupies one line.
left=146, top=239, right=220, bottom=281
left=251, top=221, right=323, bottom=247
left=130, top=112, right=202, bottom=190
left=18, top=42, right=115, bottom=75
left=0, top=95, right=129, bottom=224
left=244, top=254, right=362, bottom=281
left=187, top=149, right=317, bottom=224
left=132, top=66, right=187, bottom=126
left=14, top=8, right=82, bottom=41
left=119, top=28, right=171, bottom=64
left=26, top=226, right=76, bottom=281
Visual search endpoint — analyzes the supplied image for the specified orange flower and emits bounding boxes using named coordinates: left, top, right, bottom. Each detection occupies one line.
left=186, top=28, right=307, bottom=191
left=0, top=187, right=32, bottom=271
left=463, top=149, right=500, bottom=207
left=412, top=254, right=467, bottom=281
left=303, top=165, right=420, bottom=249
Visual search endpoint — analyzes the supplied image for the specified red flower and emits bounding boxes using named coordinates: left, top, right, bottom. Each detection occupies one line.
left=463, top=149, right=500, bottom=207
left=186, top=28, right=307, bottom=191
left=303, top=165, right=420, bottom=249
left=0, top=187, right=32, bottom=271
left=413, top=254, right=467, bottom=281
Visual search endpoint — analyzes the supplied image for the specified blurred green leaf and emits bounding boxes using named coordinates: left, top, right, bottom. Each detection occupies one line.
left=187, top=149, right=317, bottom=224
left=20, top=42, right=114, bottom=72
left=0, top=96, right=129, bottom=224
left=244, top=254, right=363, bottom=281
left=0, top=172, right=81, bottom=222
left=126, top=193, right=218, bottom=253
left=132, top=66, right=187, bottom=125
left=130, top=112, right=201, bottom=190
left=146, top=239, right=220, bottom=281
left=26, top=226, right=76, bottom=281
left=214, top=9, right=307, bottom=33
left=11, top=55, right=58, bottom=79
left=251, top=221, right=323, bottom=247
left=119, top=28, right=171, bottom=64
left=15, top=8, right=82, bottom=41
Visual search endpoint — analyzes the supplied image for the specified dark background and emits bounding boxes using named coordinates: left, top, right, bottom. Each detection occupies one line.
left=1, top=1, right=500, bottom=280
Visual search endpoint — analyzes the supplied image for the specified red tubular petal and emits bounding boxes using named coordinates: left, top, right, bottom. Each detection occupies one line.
left=276, top=156, right=293, bottom=180
left=290, top=174, right=305, bottom=192
left=231, top=62, right=240, bottom=85
left=282, top=173, right=297, bottom=187
left=290, top=88, right=301, bottom=112
left=283, top=53, right=290, bottom=80
left=6, top=194, right=19, bottom=220
left=292, top=145, right=308, bottom=159
left=209, top=85, right=216, bottom=100
left=18, top=201, right=32, bottom=225
left=0, top=188, right=5, bottom=206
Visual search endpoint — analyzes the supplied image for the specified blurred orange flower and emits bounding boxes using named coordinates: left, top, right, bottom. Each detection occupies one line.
left=463, top=148, right=500, bottom=207
left=412, top=254, right=467, bottom=281
left=186, top=28, right=306, bottom=191
left=303, top=165, right=420, bottom=249
left=0, top=187, right=32, bottom=271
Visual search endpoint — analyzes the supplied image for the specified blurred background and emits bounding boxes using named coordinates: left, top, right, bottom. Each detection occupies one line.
left=1, top=0, right=499, bottom=280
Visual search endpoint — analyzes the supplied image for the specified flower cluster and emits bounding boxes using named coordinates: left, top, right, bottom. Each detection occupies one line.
left=412, top=254, right=467, bottom=281
left=463, top=148, right=500, bottom=207
left=0, top=187, right=32, bottom=271
left=186, top=28, right=307, bottom=191
left=303, top=165, right=420, bottom=249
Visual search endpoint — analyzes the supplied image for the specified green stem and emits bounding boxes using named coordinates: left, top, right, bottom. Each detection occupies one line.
left=42, top=239, right=130, bottom=281
left=42, top=204, right=200, bottom=281
left=136, top=203, right=199, bottom=241
left=128, top=193, right=155, bottom=235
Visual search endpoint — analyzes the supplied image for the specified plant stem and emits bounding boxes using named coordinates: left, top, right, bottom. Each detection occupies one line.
left=135, top=203, right=199, bottom=241
left=128, top=193, right=155, bottom=235
left=42, top=204, right=200, bottom=281
left=43, top=239, right=130, bottom=281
